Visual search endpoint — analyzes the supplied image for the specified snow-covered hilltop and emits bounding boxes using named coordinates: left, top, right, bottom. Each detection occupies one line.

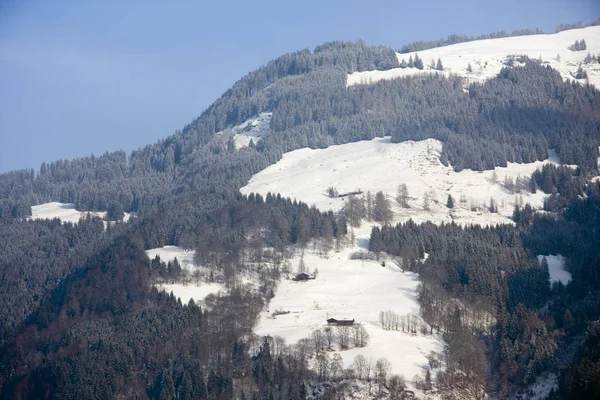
left=348, top=26, right=600, bottom=88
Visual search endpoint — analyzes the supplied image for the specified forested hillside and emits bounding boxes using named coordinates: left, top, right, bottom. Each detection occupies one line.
left=1, top=25, right=600, bottom=399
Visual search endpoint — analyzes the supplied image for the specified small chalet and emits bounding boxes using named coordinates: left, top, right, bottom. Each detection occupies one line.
left=326, top=318, right=355, bottom=326
left=292, top=273, right=310, bottom=281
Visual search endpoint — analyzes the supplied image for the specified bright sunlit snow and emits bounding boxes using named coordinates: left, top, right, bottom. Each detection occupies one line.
left=537, top=254, right=571, bottom=285
left=348, top=26, right=600, bottom=88
left=254, top=242, right=444, bottom=387
left=30, top=202, right=131, bottom=224
left=242, top=137, right=559, bottom=226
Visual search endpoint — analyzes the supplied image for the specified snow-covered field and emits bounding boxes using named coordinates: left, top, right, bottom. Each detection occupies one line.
left=348, top=26, right=600, bottom=88
left=538, top=254, right=571, bottom=285
left=254, top=241, right=443, bottom=387
left=242, top=137, right=558, bottom=226
left=217, top=112, right=271, bottom=149
left=145, top=246, right=224, bottom=303
left=146, top=245, right=196, bottom=273
left=30, top=202, right=131, bottom=224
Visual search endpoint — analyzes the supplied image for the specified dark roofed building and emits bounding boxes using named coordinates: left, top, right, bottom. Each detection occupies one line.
left=326, top=318, right=355, bottom=326
left=293, top=273, right=310, bottom=281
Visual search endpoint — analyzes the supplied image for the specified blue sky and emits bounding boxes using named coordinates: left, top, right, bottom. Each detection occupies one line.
left=0, top=0, right=598, bottom=173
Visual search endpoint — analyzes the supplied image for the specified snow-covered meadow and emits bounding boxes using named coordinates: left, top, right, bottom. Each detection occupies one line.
left=538, top=254, right=572, bottom=285
left=30, top=201, right=132, bottom=224
left=145, top=246, right=224, bottom=303
left=348, top=26, right=600, bottom=88
left=242, top=137, right=558, bottom=226
left=254, top=241, right=444, bottom=389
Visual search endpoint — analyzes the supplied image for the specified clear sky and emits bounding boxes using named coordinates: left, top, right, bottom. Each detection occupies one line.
left=0, top=0, right=598, bottom=173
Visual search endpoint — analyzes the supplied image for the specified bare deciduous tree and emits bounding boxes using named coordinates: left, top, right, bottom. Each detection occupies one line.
left=387, top=374, right=407, bottom=400
left=352, top=324, right=369, bottom=347
left=353, top=354, right=367, bottom=380
left=316, top=352, right=330, bottom=381
left=311, top=329, right=324, bottom=354
left=324, top=327, right=335, bottom=350
left=330, top=353, right=343, bottom=381
left=375, top=357, right=391, bottom=394
left=336, top=325, right=351, bottom=350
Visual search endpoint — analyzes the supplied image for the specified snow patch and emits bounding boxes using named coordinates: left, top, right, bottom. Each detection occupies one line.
left=538, top=254, right=571, bottom=285
left=146, top=245, right=196, bottom=273
left=348, top=26, right=600, bottom=88
left=30, top=202, right=131, bottom=224
left=217, top=112, right=271, bottom=150
left=156, top=282, right=223, bottom=304
left=145, top=246, right=224, bottom=303
left=241, top=137, right=559, bottom=227
left=512, top=372, right=558, bottom=400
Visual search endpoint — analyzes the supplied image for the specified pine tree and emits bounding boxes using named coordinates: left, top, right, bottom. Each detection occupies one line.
left=414, top=53, right=424, bottom=70
left=436, top=58, right=444, bottom=71
left=446, top=194, right=454, bottom=209
left=298, top=257, right=306, bottom=274
left=529, top=177, right=537, bottom=193
left=374, top=191, right=393, bottom=225
left=575, top=65, right=588, bottom=79
left=423, top=191, right=431, bottom=211
left=396, top=184, right=409, bottom=208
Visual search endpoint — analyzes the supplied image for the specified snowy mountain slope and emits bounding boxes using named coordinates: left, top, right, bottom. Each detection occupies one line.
left=254, top=236, right=444, bottom=391
left=241, top=137, right=562, bottom=394
left=241, top=137, right=559, bottom=227
left=348, top=26, right=600, bottom=88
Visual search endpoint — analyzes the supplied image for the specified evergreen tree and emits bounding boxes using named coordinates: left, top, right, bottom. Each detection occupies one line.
left=374, top=191, right=393, bottom=225
left=436, top=58, right=444, bottom=71
left=414, top=53, right=424, bottom=69
left=396, top=184, right=410, bottom=208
